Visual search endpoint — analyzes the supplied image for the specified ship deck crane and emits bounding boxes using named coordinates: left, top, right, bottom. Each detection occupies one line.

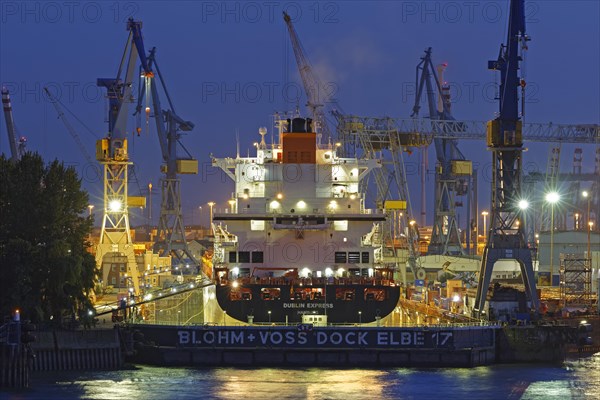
left=133, top=42, right=204, bottom=277
left=411, top=48, right=470, bottom=257
left=2, top=88, right=26, bottom=161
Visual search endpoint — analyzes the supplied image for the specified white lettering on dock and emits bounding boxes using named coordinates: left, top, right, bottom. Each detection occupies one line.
left=377, top=331, right=425, bottom=346
left=177, top=329, right=453, bottom=348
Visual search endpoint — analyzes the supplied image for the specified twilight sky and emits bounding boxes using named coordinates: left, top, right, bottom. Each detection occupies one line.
left=1, top=1, right=599, bottom=228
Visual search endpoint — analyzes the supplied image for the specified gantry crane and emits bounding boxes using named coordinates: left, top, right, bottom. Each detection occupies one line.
left=133, top=44, right=202, bottom=274
left=336, top=104, right=597, bottom=287
left=331, top=111, right=425, bottom=280
left=44, top=87, right=95, bottom=165
left=411, top=48, right=470, bottom=256
left=94, top=18, right=152, bottom=296
left=338, top=116, right=598, bottom=144
left=2, top=88, right=26, bottom=161
left=473, top=0, right=539, bottom=316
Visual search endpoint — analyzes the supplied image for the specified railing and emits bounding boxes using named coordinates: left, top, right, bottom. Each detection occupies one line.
left=224, top=276, right=397, bottom=287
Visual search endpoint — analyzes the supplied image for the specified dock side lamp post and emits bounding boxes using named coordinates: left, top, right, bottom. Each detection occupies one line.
left=148, top=182, right=153, bottom=224
left=545, top=191, right=560, bottom=285
left=207, top=202, right=215, bottom=228
left=268, top=310, right=271, bottom=324
left=588, top=221, right=594, bottom=263
left=481, top=211, right=489, bottom=242
left=582, top=191, right=592, bottom=259
left=198, top=206, right=203, bottom=226
left=358, top=311, right=362, bottom=324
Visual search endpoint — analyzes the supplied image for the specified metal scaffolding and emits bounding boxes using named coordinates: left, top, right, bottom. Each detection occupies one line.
left=560, top=253, right=592, bottom=308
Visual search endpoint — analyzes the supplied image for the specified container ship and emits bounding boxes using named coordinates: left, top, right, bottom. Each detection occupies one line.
left=210, top=115, right=400, bottom=324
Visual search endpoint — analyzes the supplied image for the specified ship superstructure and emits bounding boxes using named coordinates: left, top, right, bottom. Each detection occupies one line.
left=211, top=116, right=400, bottom=324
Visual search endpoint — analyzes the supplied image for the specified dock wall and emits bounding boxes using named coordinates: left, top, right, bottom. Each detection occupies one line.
left=0, top=343, right=31, bottom=389
left=30, top=329, right=123, bottom=371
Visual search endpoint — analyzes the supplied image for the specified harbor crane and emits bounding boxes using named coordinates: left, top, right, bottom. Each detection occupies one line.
left=473, top=0, right=539, bottom=316
left=133, top=44, right=203, bottom=275
left=337, top=116, right=599, bottom=145
left=283, top=11, right=335, bottom=140
left=95, top=18, right=207, bottom=296
left=44, top=87, right=95, bottom=165
left=2, top=88, right=27, bottom=161
left=95, top=18, right=151, bottom=296
left=411, top=48, right=470, bottom=256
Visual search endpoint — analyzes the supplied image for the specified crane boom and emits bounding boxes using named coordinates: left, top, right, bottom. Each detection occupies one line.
left=283, top=12, right=332, bottom=139
left=338, top=116, right=599, bottom=144
left=44, top=88, right=94, bottom=164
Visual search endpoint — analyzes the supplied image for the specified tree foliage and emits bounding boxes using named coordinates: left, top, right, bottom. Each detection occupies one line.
left=0, top=153, right=97, bottom=325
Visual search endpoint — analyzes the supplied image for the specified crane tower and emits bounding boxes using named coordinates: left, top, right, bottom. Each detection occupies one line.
left=473, top=0, right=539, bottom=316
left=94, top=19, right=151, bottom=296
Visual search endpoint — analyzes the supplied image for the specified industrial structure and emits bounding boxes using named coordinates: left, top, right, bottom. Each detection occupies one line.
left=410, top=48, right=472, bottom=257
left=132, top=40, right=200, bottom=273
left=473, top=0, right=538, bottom=316
left=3, top=1, right=596, bottom=330
left=94, top=19, right=147, bottom=295
left=560, top=254, right=592, bottom=308
left=1, top=88, right=27, bottom=162
left=93, top=18, right=206, bottom=298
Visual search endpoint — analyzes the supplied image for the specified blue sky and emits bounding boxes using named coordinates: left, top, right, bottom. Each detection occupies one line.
left=1, top=1, right=598, bottom=227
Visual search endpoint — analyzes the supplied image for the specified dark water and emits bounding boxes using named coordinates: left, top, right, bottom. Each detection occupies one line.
left=3, top=354, right=599, bottom=400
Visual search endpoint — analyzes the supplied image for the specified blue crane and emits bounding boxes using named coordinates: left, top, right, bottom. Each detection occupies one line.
left=411, top=48, right=471, bottom=257
left=473, top=0, right=539, bottom=316
left=130, top=27, right=201, bottom=274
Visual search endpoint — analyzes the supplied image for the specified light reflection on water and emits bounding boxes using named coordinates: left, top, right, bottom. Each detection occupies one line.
left=4, top=354, right=599, bottom=400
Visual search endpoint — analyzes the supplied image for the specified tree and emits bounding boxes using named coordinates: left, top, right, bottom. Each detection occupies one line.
left=0, top=153, right=97, bottom=326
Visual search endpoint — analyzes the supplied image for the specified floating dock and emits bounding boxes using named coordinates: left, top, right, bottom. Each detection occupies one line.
left=126, top=324, right=500, bottom=367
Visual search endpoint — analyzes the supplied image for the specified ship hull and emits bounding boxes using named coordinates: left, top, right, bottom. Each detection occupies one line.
left=216, top=283, right=400, bottom=324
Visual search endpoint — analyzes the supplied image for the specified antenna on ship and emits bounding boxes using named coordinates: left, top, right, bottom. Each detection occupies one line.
left=259, top=127, right=267, bottom=149
left=236, top=129, right=240, bottom=158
